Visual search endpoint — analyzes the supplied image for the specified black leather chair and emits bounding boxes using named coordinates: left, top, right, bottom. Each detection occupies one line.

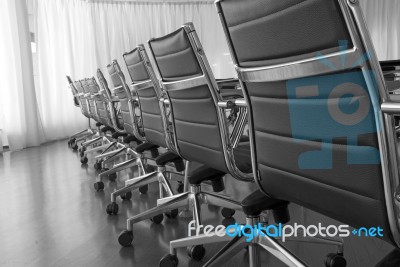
left=103, top=46, right=187, bottom=216
left=66, top=76, right=96, bottom=151
left=190, top=0, right=400, bottom=266
left=116, top=25, right=251, bottom=256
left=91, top=69, right=151, bottom=192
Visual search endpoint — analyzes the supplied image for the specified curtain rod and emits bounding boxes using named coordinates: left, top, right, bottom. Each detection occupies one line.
left=85, top=0, right=214, bottom=4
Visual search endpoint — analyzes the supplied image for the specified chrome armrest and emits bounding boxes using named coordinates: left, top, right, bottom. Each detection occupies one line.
left=382, top=95, right=400, bottom=114
left=218, top=98, right=247, bottom=108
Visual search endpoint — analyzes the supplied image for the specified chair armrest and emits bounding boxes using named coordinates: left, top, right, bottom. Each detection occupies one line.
left=382, top=95, right=400, bottom=114
left=218, top=98, right=247, bottom=108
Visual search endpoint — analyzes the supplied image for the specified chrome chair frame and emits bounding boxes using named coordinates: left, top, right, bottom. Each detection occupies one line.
left=117, top=24, right=251, bottom=251
left=66, top=78, right=96, bottom=148
left=156, top=22, right=345, bottom=266
left=105, top=50, right=187, bottom=216
left=202, top=0, right=400, bottom=266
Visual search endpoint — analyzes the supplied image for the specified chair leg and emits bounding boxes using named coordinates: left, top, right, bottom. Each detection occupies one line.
left=96, top=142, right=118, bottom=157
left=69, top=129, right=90, bottom=140
left=276, top=234, right=344, bottom=254
left=202, top=235, right=248, bottom=267
left=256, top=235, right=308, bottom=267
left=110, top=171, right=159, bottom=202
left=84, top=143, right=111, bottom=156
left=98, top=157, right=139, bottom=181
left=126, top=192, right=190, bottom=230
left=81, top=136, right=103, bottom=148
left=169, top=233, right=234, bottom=256
left=202, top=191, right=242, bottom=211
left=96, top=147, right=126, bottom=164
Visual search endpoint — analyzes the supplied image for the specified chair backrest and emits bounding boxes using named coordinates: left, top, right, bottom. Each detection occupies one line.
left=107, top=62, right=145, bottom=141
left=123, top=45, right=171, bottom=149
left=87, top=77, right=112, bottom=128
left=81, top=78, right=100, bottom=122
left=74, top=80, right=91, bottom=119
left=97, top=69, right=125, bottom=132
left=148, top=24, right=251, bottom=180
left=216, top=0, right=400, bottom=246
left=66, top=76, right=80, bottom=107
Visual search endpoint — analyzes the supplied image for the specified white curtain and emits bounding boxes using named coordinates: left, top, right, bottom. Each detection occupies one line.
left=0, top=0, right=45, bottom=151
left=360, top=0, right=400, bottom=60
left=34, top=0, right=234, bottom=144
left=2, top=0, right=398, bottom=150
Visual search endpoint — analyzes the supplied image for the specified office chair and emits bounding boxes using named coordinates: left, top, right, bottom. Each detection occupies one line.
left=172, top=0, right=400, bottom=266
left=76, top=78, right=120, bottom=164
left=102, top=46, right=189, bottom=216
left=116, top=26, right=250, bottom=255
left=66, top=76, right=96, bottom=151
left=157, top=22, right=348, bottom=266
left=78, top=77, right=128, bottom=165
left=68, top=79, right=103, bottom=153
left=90, top=69, right=150, bottom=192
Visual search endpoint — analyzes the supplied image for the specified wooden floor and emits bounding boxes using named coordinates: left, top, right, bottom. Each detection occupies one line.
left=0, top=140, right=397, bottom=267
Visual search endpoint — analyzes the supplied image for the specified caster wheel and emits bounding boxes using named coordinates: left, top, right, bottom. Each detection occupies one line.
left=139, top=185, right=148, bottom=194
left=68, top=140, right=71, bottom=147
left=150, top=214, right=164, bottom=224
left=164, top=209, right=179, bottom=219
left=108, top=172, right=117, bottom=182
left=159, top=254, right=179, bottom=267
left=221, top=208, right=235, bottom=219
left=187, top=245, right=205, bottom=261
left=325, top=253, right=347, bottom=267
left=176, top=182, right=184, bottom=194
left=94, top=160, right=103, bottom=171
left=80, top=157, right=88, bottom=164
left=72, top=144, right=78, bottom=151
left=106, top=202, right=119, bottom=215
left=120, top=192, right=132, bottom=201
left=94, top=181, right=104, bottom=191
left=118, top=230, right=133, bottom=247
left=79, top=148, right=86, bottom=157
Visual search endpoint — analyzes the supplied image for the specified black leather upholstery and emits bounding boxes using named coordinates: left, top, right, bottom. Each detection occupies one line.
left=87, top=78, right=112, bottom=128
left=220, top=0, right=351, bottom=67
left=123, top=48, right=167, bottom=148
left=81, top=79, right=101, bottom=123
left=106, top=64, right=136, bottom=136
left=149, top=28, right=203, bottom=82
left=74, top=81, right=91, bottom=119
left=219, top=0, right=392, bottom=242
left=149, top=26, right=252, bottom=187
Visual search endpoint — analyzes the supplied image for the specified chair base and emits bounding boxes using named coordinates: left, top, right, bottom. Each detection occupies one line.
left=160, top=215, right=346, bottom=267
left=117, top=182, right=241, bottom=247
